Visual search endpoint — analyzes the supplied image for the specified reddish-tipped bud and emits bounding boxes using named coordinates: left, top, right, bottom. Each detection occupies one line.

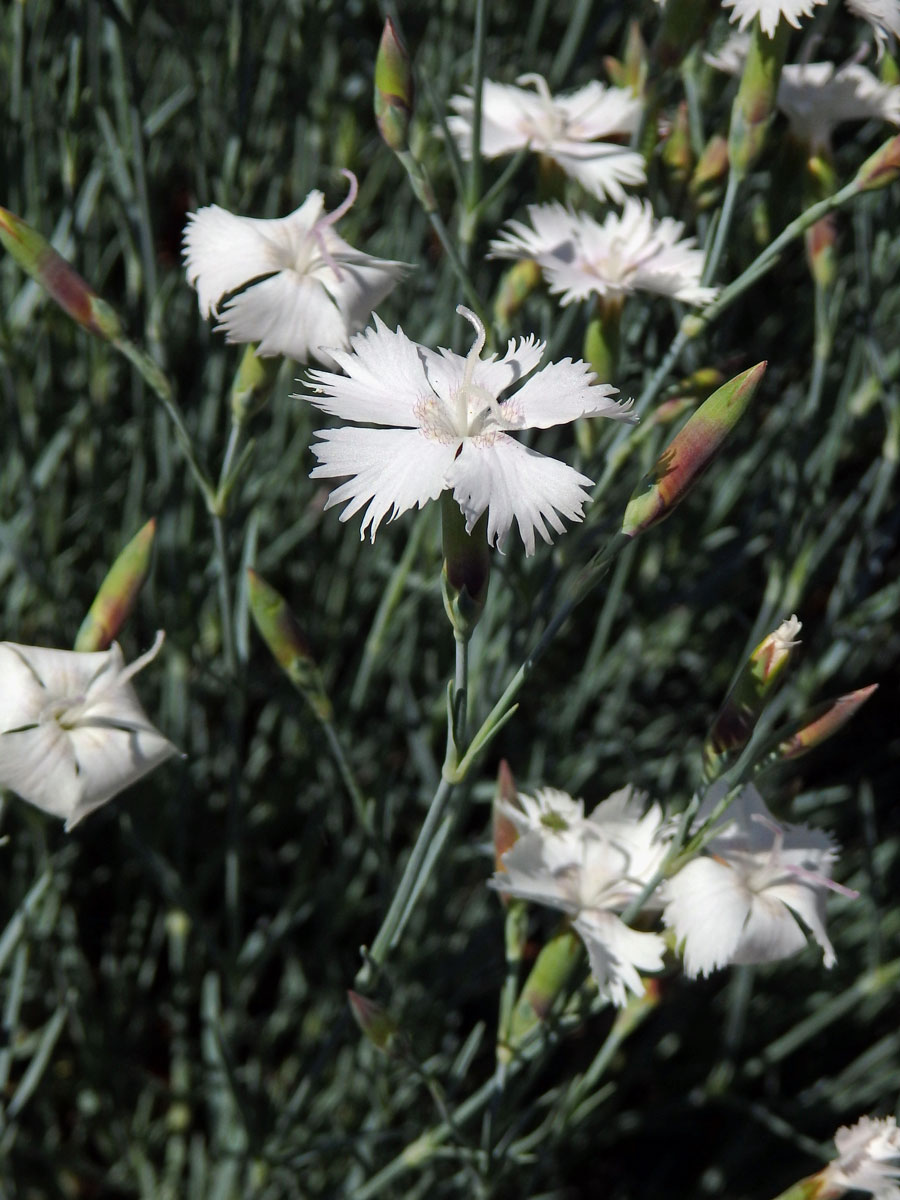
left=74, top=519, right=157, bottom=652
left=728, top=21, right=789, bottom=177
left=776, top=685, right=878, bottom=761
left=347, top=991, right=399, bottom=1053
left=499, top=927, right=582, bottom=1064
left=662, top=101, right=693, bottom=184
left=854, top=133, right=900, bottom=192
left=247, top=569, right=332, bottom=721
left=374, top=18, right=414, bottom=152
left=704, top=615, right=802, bottom=779
left=0, top=206, right=122, bottom=340
left=690, top=135, right=729, bottom=209
left=622, top=363, right=766, bottom=538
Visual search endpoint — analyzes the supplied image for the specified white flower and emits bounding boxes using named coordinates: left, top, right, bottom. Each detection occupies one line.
left=722, top=0, right=827, bottom=36
left=771, top=613, right=802, bottom=652
left=490, top=199, right=716, bottom=308
left=183, top=172, right=408, bottom=368
left=777, top=61, right=900, bottom=151
left=498, top=786, right=588, bottom=866
left=707, top=41, right=900, bottom=151
left=847, top=0, right=900, bottom=59
left=447, top=74, right=646, bottom=202
left=822, top=1116, right=900, bottom=1199
left=490, top=787, right=672, bottom=1005
left=0, top=633, right=176, bottom=830
left=304, top=305, right=634, bottom=555
left=664, top=784, right=857, bottom=977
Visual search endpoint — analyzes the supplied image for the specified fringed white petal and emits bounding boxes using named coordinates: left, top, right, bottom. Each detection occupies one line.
left=310, top=426, right=454, bottom=540
left=305, top=317, right=432, bottom=426
left=447, top=436, right=593, bottom=555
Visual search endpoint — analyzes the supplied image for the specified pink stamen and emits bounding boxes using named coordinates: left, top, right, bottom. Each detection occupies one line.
left=311, top=171, right=359, bottom=280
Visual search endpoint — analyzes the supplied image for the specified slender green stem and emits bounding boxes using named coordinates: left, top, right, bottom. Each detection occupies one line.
left=693, top=178, right=860, bottom=334
left=465, top=0, right=487, bottom=216
left=395, top=150, right=491, bottom=330
left=218, top=419, right=244, bottom=497
left=357, top=622, right=471, bottom=982
left=320, top=718, right=373, bottom=838
left=212, top=513, right=237, bottom=680
left=456, top=533, right=630, bottom=778
left=112, top=335, right=215, bottom=504
left=358, top=775, right=455, bottom=983
left=702, top=166, right=741, bottom=286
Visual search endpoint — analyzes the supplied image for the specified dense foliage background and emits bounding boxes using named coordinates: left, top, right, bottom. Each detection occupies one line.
left=1, top=0, right=898, bottom=1196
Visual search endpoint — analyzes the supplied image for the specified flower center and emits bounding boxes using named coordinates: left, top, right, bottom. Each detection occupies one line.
left=414, top=306, right=521, bottom=445
left=516, top=73, right=568, bottom=144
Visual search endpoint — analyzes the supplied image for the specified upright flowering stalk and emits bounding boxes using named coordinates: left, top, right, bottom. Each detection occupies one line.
left=183, top=173, right=408, bottom=368
left=303, top=306, right=634, bottom=555
left=664, top=784, right=856, bottom=977
left=489, top=786, right=672, bottom=1006
left=0, top=634, right=176, bottom=830
left=447, top=74, right=646, bottom=203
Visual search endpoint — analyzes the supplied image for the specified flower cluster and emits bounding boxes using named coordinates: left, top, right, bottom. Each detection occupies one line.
left=490, top=781, right=856, bottom=1003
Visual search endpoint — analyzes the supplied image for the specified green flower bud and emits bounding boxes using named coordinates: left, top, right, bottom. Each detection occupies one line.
left=74, top=519, right=157, bottom=652
left=374, top=18, right=414, bottom=153
left=0, top=206, right=122, bottom=340
left=622, top=363, right=766, bottom=538
left=246, top=569, right=332, bottom=721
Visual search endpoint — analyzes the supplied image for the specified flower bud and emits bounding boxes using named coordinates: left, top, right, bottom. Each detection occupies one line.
left=347, top=991, right=400, bottom=1054
left=728, top=21, right=789, bottom=177
left=230, top=344, right=280, bottom=424
left=854, top=132, right=900, bottom=192
left=441, top=493, right=490, bottom=641
left=498, top=927, right=582, bottom=1064
left=604, top=21, right=648, bottom=95
left=704, top=615, right=802, bottom=779
left=493, top=258, right=541, bottom=330
left=0, top=206, right=122, bottom=340
left=689, top=135, right=729, bottom=209
left=74, top=519, right=157, bottom=652
left=662, top=101, right=693, bottom=184
left=374, top=18, right=414, bottom=153
left=775, top=684, right=878, bottom=762
left=622, top=362, right=766, bottom=538
left=246, top=569, right=332, bottom=721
